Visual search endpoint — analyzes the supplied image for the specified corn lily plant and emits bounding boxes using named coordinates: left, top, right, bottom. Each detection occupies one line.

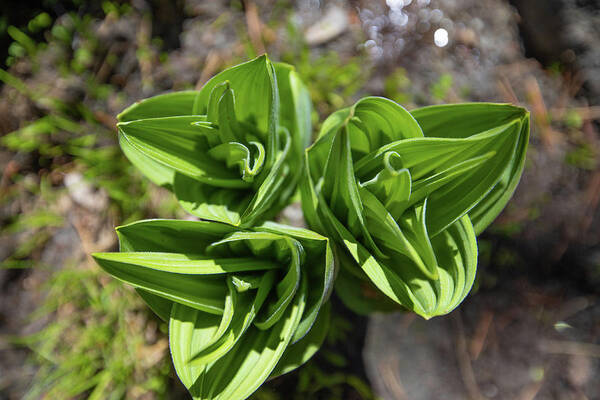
left=117, top=55, right=310, bottom=227
left=301, top=98, right=529, bottom=318
left=93, top=220, right=333, bottom=400
left=93, top=54, right=529, bottom=399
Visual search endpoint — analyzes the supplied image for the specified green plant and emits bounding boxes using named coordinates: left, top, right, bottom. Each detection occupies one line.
left=93, top=220, right=333, bottom=400
left=116, top=55, right=310, bottom=227
left=301, top=99, right=529, bottom=318
left=92, top=55, right=529, bottom=399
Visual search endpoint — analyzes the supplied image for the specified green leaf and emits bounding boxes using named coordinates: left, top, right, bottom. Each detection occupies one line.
left=253, top=237, right=301, bottom=330
left=349, top=96, right=423, bottom=158
left=170, top=273, right=307, bottom=400
left=169, top=304, right=222, bottom=391
left=195, top=56, right=280, bottom=172
left=359, top=188, right=438, bottom=280
left=207, top=231, right=302, bottom=330
left=424, top=120, right=522, bottom=235
left=273, top=62, right=312, bottom=156
left=199, top=280, right=236, bottom=355
left=317, top=196, right=429, bottom=316
left=116, top=219, right=234, bottom=321
left=411, top=102, right=524, bottom=139
left=272, top=62, right=312, bottom=206
left=119, top=130, right=175, bottom=188
left=303, top=98, right=528, bottom=318
left=92, top=252, right=227, bottom=315
left=314, top=178, right=477, bottom=318
left=428, top=215, right=478, bottom=315
left=214, top=83, right=244, bottom=143
left=270, top=302, right=331, bottom=378
left=135, top=289, right=173, bottom=322
left=466, top=116, right=529, bottom=234
left=254, top=222, right=335, bottom=342
left=411, top=103, right=529, bottom=234
left=115, top=219, right=237, bottom=254
left=407, top=152, right=493, bottom=208
left=360, top=151, right=412, bottom=219
left=347, top=112, right=524, bottom=236
left=239, top=128, right=292, bottom=227
left=173, top=174, right=250, bottom=226
left=91, top=252, right=280, bottom=274
left=299, top=152, right=327, bottom=235
left=321, top=124, right=383, bottom=258
left=304, top=108, right=353, bottom=186
left=195, top=55, right=277, bottom=143
left=354, top=121, right=514, bottom=181
left=189, top=272, right=275, bottom=366
left=208, top=141, right=265, bottom=182
left=113, top=219, right=239, bottom=320
left=334, top=254, right=399, bottom=315
left=117, top=91, right=199, bottom=122
left=397, top=200, right=439, bottom=280
left=118, top=116, right=251, bottom=188
left=206, top=82, right=229, bottom=126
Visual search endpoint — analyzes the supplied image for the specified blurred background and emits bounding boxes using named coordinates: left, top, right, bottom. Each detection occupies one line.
left=0, top=0, right=599, bottom=399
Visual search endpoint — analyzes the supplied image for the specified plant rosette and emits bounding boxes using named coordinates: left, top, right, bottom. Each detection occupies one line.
left=93, top=220, right=334, bottom=400
left=117, top=55, right=311, bottom=228
left=301, top=98, right=529, bottom=318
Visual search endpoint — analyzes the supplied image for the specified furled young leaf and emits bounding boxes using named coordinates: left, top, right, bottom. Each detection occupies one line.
left=302, top=97, right=528, bottom=317
left=93, top=219, right=333, bottom=400
left=116, top=55, right=312, bottom=227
